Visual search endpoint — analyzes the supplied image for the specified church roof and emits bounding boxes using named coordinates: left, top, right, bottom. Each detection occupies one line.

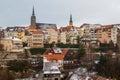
left=36, top=23, right=57, bottom=30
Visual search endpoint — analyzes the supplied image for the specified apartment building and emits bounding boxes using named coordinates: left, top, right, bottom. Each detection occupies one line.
left=0, top=37, right=23, bottom=52
left=30, top=30, right=44, bottom=48
left=45, top=28, right=58, bottom=44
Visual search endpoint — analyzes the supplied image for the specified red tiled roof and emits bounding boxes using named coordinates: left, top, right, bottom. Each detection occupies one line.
left=28, top=26, right=36, bottom=29
left=59, top=27, right=72, bottom=32
left=44, top=54, right=63, bottom=60
left=62, top=49, right=68, bottom=55
left=44, top=49, right=68, bottom=60
left=60, top=26, right=79, bottom=32
left=32, top=30, right=43, bottom=34
left=104, top=25, right=113, bottom=29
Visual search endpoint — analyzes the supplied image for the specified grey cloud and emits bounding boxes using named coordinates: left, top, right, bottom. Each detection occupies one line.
left=0, top=0, right=120, bottom=28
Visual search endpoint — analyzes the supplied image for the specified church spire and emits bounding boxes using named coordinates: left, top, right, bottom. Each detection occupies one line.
left=32, top=6, right=35, bottom=16
left=69, top=14, right=73, bottom=26
left=31, top=6, right=36, bottom=27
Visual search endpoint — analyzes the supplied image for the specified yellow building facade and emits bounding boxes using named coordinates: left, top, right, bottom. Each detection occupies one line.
left=0, top=38, right=23, bottom=52
left=46, top=28, right=58, bottom=44
left=26, top=26, right=44, bottom=48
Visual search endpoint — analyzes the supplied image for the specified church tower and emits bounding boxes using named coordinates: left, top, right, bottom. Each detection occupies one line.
left=31, top=6, right=36, bottom=27
left=69, top=14, right=73, bottom=26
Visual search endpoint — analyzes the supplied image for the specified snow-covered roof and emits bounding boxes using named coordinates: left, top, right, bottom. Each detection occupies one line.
left=11, top=49, right=23, bottom=52
left=43, top=62, right=61, bottom=74
left=0, top=37, right=22, bottom=41
left=69, top=68, right=95, bottom=80
left=70, top=74, right=79, bottom=80
left=12, top=37, right=22, bottom=41
left=53, top=48, right=62, bottom=54
left=70, top=74, right=92, bottom=80
left=44, top=70, right=61, bottom=74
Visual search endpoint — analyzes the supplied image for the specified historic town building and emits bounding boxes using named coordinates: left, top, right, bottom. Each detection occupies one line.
left=30, top=7, right=57, bottom=30
left=5, top=26, right=26, bottom=42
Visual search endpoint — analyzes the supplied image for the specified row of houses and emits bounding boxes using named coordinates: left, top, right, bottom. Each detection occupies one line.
left=0, top=23, right=119, bottom=51
left=80, top=24, right=118, bottom=46
left=0, top=7, right=119, bottom=52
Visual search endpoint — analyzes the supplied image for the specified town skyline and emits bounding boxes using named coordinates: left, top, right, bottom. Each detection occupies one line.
left=1, top=0, right=120, bottom=28
left=1, top=0, right=120, bottom=80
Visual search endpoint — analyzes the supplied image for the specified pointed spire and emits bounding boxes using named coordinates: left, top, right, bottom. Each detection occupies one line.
left=70, top=14, right=72, bottom=22
left=31, top=6, right=36, bottom=27
left=69, top=14, right=73, bottom=26
left=32, top=6, right=35, bottom=16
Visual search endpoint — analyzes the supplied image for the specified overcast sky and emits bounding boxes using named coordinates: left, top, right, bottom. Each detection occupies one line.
left=0, top=0, right=120, bottom=28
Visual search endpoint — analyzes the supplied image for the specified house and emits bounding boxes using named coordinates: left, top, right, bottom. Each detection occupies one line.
left=59, top=32, right=67, bottom=44
left=45, top=28, right=58, bottom=44
left=111, top=24, right=118, bottom=46
left=63, top=49, right=80, bottom=69
left=44, top=48, right=68, bottom=70
left=5, top=27, right=15, bottom=37
left=97, top=24, right=118, bottom=45
left=26, top=25, right=44, bottom=48
left=43, top=62, right=62, bottom=80
left=5, top=26, right=26, bottom=42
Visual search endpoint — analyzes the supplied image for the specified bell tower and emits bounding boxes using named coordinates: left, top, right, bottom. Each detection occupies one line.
left=31, top=6, right=36, bottom=27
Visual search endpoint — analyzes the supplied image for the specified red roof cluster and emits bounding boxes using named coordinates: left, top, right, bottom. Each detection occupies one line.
left=104, top=25, right=113, bottom=29
left=59, top=26, right=79, bottom=32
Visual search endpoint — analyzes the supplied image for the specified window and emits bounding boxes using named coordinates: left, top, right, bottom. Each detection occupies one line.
left=54, top=78, right=58, bottom=80
left=33, top=43, right=42, bottom=45
left=44, top=74, right=48, bottom=77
